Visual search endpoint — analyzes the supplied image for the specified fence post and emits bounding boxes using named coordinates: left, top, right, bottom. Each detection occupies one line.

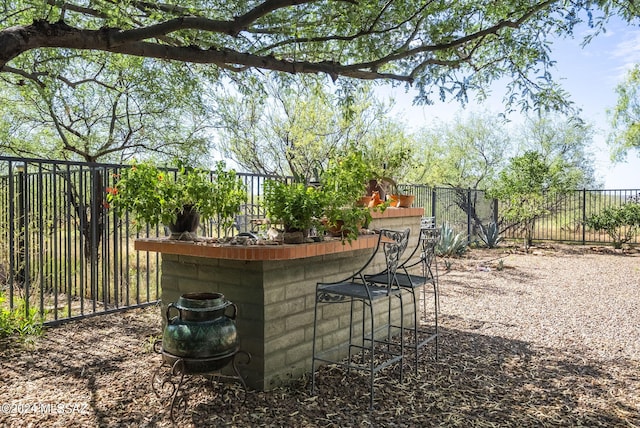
left=582, top=188, right=586, bottom=245
left=492, top=198, right=499, bottom=224
left=431, top=188, right=437, bottom=220
left=16, top=163, right=26, bottom=286
left=467, top=188, right=472, bottom=243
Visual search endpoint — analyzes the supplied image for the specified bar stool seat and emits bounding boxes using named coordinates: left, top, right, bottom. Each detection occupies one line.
left=310, top=228, right=411, bottom=408
left=365, top=218, right=439, bottom=373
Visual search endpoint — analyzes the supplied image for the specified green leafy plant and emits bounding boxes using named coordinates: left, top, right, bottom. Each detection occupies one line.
left=263, top=180, right=324, bottom=233
left=263, top=148, right=389, bottom=243
left=435, top=223, right=468, bottom=257
left=320, top=149, right=377, bottom=242
left=479, top=221, right=503, bottom=248
left=0, top=291, right=43, bottom=339
left=488, top=151, right=579, bottom=252
left=585, top=202, right=640, bottom=249
left=107, top=160, right=247, bottom=234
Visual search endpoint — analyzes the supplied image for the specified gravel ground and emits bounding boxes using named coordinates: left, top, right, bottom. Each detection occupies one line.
left=0, top=244, right=638, bottom=427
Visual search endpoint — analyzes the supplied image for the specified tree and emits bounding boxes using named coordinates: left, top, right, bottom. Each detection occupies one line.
left=489, top=150, right=580, bottom=251
left=0, top=51, right=212, bottom=163
left=214, top=77, right=414, bottom=182
left=409, top=112, right=509, bottom=231
left=518, top=114, right=598, bottom=188
left=410, top=112, right=508, bottom=188
left=608, top=64, right=640, bottom=162
left=2, top=2, right=638, bottom=112
left=214, top=77, right=349, bottom=181
left=0, top=50, right=216, bottom=267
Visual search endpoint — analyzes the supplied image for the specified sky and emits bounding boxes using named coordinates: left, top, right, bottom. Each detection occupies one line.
left=381, top=17, right=640, bottom=190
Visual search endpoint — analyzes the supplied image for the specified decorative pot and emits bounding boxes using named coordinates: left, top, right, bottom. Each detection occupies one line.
left=389, top=194, right=415, bottom=208
left=326, top=219, right=345, bottom=237
left=167, top=205, right=200, bottom=240
left=283, top=230, right=305, bottom=244
left=357, top=196, right=373, bottom=207
left=162, top=292, right=239, bottom=372
left=323, top=219, right=363, bottom=237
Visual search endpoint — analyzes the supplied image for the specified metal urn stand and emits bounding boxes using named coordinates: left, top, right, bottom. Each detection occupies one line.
left=151, top=340, right=251, bottom=421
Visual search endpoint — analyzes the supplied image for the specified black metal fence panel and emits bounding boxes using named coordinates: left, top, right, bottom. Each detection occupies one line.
left=497, top=188, right=640, bottom=245
left=1, top=156, right=638, bottom=326
left=0, top=156, right=275, bottom=326
left=401, top=184, right=639, bottom=246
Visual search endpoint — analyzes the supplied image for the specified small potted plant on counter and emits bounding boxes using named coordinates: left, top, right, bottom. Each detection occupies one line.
left=107, top=160, right=247, bottom=240
left=263, top=180, right=324, bottom=244
left=320, top=148, right=376, bottom=242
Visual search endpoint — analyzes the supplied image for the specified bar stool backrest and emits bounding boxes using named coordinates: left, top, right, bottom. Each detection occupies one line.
left=379, top=228, right=411, bottom=287
left=420, top=216, right=436, bottom=230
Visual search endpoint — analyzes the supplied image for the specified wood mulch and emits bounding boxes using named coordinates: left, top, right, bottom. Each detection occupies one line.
left=0, top=244, right=638, bottom=427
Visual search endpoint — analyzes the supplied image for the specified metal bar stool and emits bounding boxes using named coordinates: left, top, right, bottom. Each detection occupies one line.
left=365, top=217, right=440, bottom=373
left=310, top=228, right=411, bottom=408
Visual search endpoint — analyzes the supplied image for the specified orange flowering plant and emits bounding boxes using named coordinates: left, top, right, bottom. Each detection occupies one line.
left=107, top=160, right=247, bottom=232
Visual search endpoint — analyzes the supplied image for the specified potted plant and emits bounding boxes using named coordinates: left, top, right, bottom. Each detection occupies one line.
left=363, top=143, right=413, bottom=204
left=379, top=177, right=415, bottom=208
left=263, top=180, right=324, bottom=244
left=319, top=149, right=376, bottom=242
left=107, top=160, right=247, bottom=240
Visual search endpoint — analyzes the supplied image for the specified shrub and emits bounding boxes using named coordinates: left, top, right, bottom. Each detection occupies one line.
left=0, top=291, right=43, bottom=339
left=436, top=223, right=468, bottom=257
left=108, top=160, right=247, bottom=234
left=585, top=203, right=640, bottom=249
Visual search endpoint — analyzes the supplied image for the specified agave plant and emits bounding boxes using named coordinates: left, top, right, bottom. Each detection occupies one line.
left=435, top=223, right=468, bottom=257
left=478, top=221, right=503, bottom=248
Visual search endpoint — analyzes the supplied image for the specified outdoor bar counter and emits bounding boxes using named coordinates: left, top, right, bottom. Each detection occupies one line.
left=135, top=207, right=424, bottom=391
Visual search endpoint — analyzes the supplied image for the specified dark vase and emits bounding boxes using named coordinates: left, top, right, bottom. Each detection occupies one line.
left=162, top=292, right=239, bottom=373
left=167, top=204, right=200, bottom=240
left=282, top=225, right=309, bottom=244
left=283, top=230, right=305, bottom=244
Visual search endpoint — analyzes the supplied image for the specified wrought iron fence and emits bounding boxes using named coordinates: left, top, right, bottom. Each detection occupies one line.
left=403, top=184, right=640, bottom=245
left=1, top=156, right=638, bottom=326
left=0, top=156, right=274, bottom=326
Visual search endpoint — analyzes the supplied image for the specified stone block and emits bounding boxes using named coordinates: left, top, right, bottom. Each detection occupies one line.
left=263, top=285, right=286, bottom=306
left=264, top=328, right=305, bottom=354
left=263, top=263, right=306, bottom=287
left=285, top=310, right=314, bottom=332
left=264, top=296, right=306, bottom=322
left=285, top=341, right=313, bottom=366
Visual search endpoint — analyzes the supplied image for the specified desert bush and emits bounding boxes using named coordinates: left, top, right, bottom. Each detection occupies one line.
left=585, top=203, right=640, bottom=249
left=0, top=291, right=43, bottom=339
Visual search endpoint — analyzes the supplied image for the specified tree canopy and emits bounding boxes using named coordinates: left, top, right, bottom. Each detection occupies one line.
left=0, top=51, right=212, bottom=162
left=517, top=114, right=597, bottom=188
left=214, top=77, right=414, bottom=181
left=1, top=1, right=638, bottom=111
left=608, top=64, right=640, bottom=162
left=409, top=112, right=509, bottom=189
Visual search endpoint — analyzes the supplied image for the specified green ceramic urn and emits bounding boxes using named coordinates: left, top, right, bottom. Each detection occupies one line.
left=162, top=292, right=239, bottom=372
